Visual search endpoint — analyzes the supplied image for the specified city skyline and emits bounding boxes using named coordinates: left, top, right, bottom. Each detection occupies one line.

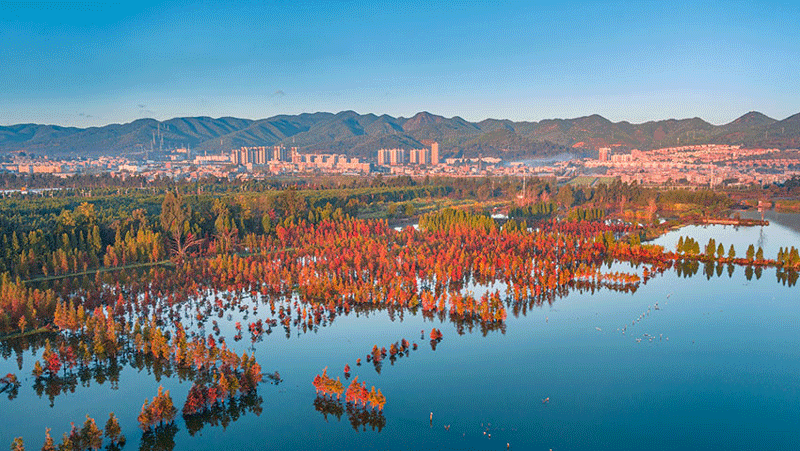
left=2, top=1, right=799, bottom=128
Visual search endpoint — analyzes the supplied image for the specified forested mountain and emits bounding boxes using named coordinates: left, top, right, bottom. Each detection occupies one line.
left=2, top=110, right=798, bottom=159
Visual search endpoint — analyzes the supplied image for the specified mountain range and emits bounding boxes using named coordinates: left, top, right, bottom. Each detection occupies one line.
left=2, top=111, right=799, bottom=160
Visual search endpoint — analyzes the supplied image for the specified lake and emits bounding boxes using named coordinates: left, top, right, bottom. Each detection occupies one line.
left=1, top=218, right=799, bottom=450
left=651, top=209, right=800, bottom=259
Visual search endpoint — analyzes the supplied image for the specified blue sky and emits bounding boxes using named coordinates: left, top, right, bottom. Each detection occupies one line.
left=2, top=0, right=798, bottom=127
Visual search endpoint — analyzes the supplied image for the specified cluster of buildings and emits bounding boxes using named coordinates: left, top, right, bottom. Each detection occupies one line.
left=587, top=144, right=800, bottom=186
left=231, top=146, right=297, bottom=166
left=377, top=143, right=439, bottom=167
left=4, top=155, right=131, bottom=175
left=231, top=145, right=370, bottom=174
left=4, top=140, right=800, bottom=187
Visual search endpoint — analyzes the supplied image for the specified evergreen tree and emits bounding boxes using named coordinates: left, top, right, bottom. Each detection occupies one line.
left=746, top=244, right=755, bottom=261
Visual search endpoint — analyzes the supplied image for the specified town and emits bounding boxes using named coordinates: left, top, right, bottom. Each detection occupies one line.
left=4, top=141, right=799, bottom=188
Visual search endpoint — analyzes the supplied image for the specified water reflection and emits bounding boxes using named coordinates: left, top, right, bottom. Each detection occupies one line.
left=312, top=395, right=387, bottom=433
left=2, top=228, right=798, bottom=449
left=2, top=259, right=796, bottom=412
left=183, top=390, right=263, bottom=436
left=138, top=422, right=178, bottom=451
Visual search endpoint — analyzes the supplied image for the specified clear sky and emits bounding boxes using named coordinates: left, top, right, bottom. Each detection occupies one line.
left=2, top=0, right=798, bottom=127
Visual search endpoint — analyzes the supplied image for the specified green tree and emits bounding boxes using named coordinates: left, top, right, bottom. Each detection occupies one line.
left=746, top=244, right=755, bottom=261
left=727, top=244, right=736, bottom=259
left=160, top=191, right=200, bottom=259
left=556, top=185, right=575, bottom=209
left=276, top=186, right=307, bottom=217
left=213, top=200, right=237, bottom=252
left=704, top=238, right=716, bottom=257
left=160, top=191, right=187, bottom=238
left=755, top=246, right=764, bottom=261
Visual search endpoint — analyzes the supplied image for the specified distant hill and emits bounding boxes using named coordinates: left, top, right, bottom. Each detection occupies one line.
left=1, top=110, right=798, bottom=160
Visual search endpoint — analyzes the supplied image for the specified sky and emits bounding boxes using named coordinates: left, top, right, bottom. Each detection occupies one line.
left=1, top=0, right=799, bottom=127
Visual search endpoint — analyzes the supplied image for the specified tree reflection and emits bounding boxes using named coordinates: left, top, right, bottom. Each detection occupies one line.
left=183, top=390, right=263, bottom=436
left=138, top=422, right=178, bottom=451
left=313, top=394, right=344, bottom=422
left=312, top=395, right=386, bottom=432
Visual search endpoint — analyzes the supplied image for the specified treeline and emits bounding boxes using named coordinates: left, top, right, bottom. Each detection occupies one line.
left=419, top=208, right=496, bottom=233
left=510, top=180, right=732, bottom=223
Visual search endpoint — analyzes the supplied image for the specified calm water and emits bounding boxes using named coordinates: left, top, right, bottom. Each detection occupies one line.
left=2, top=223, right=799, bottom=450
left=651, top=210, right=800, bottom=258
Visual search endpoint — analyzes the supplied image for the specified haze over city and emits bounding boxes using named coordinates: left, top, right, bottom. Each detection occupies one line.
left=3, top=0, right=799, bottom=127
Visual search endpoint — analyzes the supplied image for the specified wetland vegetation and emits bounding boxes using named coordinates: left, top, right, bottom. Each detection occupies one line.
left=1, top=175, right=798, bottom=450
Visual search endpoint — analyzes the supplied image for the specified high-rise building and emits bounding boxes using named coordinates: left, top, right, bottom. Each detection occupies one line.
left=409, top=149, right=420, bottom=164
left=389, top=148, right=405, bottom=166
left=254, top=147, right=267, bottom=165
left=377, top=149, right=390, bottom=166
left=598, top=147, right=610, bottom=162
left=378, top=148, right=408, bottom=166
left=232, top=146, right=268, bottom=165
left=272, top=145, right=289, bottom=162
left=430, top=142, right=439, bottom=165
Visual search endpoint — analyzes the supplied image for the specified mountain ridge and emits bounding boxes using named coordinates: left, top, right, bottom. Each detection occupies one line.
left=2, top=111, right=798, bottom=160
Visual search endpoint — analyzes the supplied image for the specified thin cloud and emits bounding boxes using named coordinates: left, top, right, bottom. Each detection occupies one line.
left=78, top=112, right=93, bottom=118
left=272, top=90, right=286, bottom=97
left=137, top=104, right=155, bottom=115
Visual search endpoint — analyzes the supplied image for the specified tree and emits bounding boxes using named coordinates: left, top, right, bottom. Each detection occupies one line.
left=138, top=386, right=177, bottom=431
left=160, top=191, right=201, bottom=259
left=213, top=200, right=237, bottom=252
left=755, top=246, right=764, bottom=261
left=160, top=191, right=187, bottom=238
left=727, top=244, right=736, bottom=259
left=746, top=244, right=755, bottom=261
left=41, top=428, right=55, bottom=451
left=104, top=413, right=125, bottom=447
left=9, top=437, right=24, bottom=451
left=556, top=185, right=574, bottom=209
left=276, top=186, right=307, bottom=217
left=261, top=213, right=273, bottom=235
left=80, top=416, right=103, bottom=451
left=704, top=238, right=716, bottom=257
left=32, top=361, right=43, bottom=378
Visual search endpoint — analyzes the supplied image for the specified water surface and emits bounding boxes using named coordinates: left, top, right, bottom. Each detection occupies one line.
left=2, top=228, right=799, bottom=451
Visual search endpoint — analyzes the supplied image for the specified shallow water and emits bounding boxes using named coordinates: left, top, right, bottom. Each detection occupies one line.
left=2, top=238, right=799, bottom=450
